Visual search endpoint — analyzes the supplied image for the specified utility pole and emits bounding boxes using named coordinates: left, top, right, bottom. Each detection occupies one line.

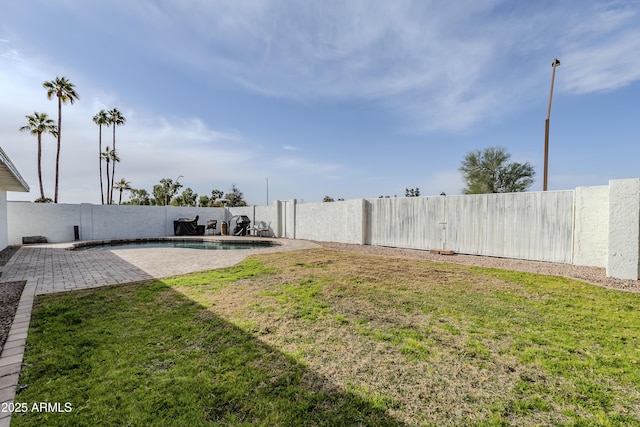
left=543, top=58, right=561, bottom=191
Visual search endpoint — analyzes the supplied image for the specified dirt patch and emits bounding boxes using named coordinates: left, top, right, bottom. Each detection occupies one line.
left=0, top=246, right=25, bottom=353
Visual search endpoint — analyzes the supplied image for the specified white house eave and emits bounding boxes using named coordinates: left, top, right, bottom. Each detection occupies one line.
left=0, top=147, right=29, bottom=192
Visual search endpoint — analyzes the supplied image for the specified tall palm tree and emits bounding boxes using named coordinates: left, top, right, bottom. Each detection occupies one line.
left=19, top=112, right=57, bottom=201
left=43, top=76, right=79, bottom=203
left=107, top=108, right=125, bottom=204
left=114, top=178, right=132, bottom=205
left=92, top=110, right=109, bottom=204
left=100, top=146, right=120, bottom=203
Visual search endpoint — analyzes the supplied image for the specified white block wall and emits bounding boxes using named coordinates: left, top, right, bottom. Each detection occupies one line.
left=365, top=197, right=443, bottom=249
left=7, top=203, right=231, bottom=244
left=607, top=179, right=640, bottom=279
left=365, top=191, right=574, bottom=263
left=295, top=199, right=365, bottom=244
left=275, top=200, right=296, bottom=239
left=7, top=179, right=640, bottom=280
left=446, top=191, right=574, bottom=263
left=573, top=186, right=609, bottom=267
left=8, top=202, right=82, bottom=243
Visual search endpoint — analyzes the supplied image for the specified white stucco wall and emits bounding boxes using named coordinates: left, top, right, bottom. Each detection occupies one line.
left=8, top=202, right=82, bottom=244
left=365, top=192, right=574, bottom=263
left=607, top=179, right=640, bottom=280
left=0, top=188, right=7, bottom=250
left=227, top=205, right=277, bottom=236
left=6, top=181, right=640, bottom=281
left=573, top=186, right=608, bottom=267
left=7, top=202, right=230, bottom=244
left=252, top=205, right=277, bottom=236
left=365, top=196, right=442, bottom=250
left=295, top=199, right=365, bottom=244
left=276, top=200, right=296, bottom=239
left=6, top=202, right=279, bottom=244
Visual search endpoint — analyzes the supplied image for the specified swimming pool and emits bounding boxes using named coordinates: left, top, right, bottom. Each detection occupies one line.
left=72, top=239, right=278, bottom=252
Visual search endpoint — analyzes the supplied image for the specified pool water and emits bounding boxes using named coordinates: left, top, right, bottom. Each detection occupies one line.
left=74, top=240, right=276, bottom=251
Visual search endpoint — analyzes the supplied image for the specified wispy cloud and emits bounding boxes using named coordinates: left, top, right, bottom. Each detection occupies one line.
left=22, top=1, right=639, bottom=133
left=3, top=1, right=638, bottom=203
left=558, top=4, right=640, bottom=93
left=105, top=1, right=635, bottom=132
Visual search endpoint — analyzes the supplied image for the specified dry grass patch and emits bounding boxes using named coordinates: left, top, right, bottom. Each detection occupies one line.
left=171, top=249, right=640, bottom=425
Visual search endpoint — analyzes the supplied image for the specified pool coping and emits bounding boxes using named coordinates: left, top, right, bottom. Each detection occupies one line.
left=68, top=235, right=283, bottom=250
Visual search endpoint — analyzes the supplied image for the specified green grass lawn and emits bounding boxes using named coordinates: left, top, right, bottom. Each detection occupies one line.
left=12, top=249, right=640, bottom=426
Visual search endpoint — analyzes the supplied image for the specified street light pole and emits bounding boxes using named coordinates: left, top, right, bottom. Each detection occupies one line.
left=543, top=58, right=560, bottom=191
left=165, top=175, right=183, bottom=206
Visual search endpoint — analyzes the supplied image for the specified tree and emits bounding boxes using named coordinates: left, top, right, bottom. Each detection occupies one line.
left=323, top=196, right=335, bottom=202
left=19, top=112, right=57, bottom=201
left=92, top=109, right=109, bottom=204
left=100, top=146, right=119, bottom=203
left=126, top=188, right=151, bottom=205
left=107, top=108, right=126, bottom=204
left=173, top=187, right=198, bottom=207
left=114, top=178, right=132, bottom=205
left=209, top=189, right=224, bottom=206
left=198, top=189, right=224, bottom=207
left=405, top=187, right=420, bottom=197
left=459, top=146, right=535, bottom=194
left=43, top=76, right=79, bottom=203
left=224, top=184, right=248, bottom=207
left=152, top=178, right=183, bottom=206
left=198, top=195, right=211, bottom=207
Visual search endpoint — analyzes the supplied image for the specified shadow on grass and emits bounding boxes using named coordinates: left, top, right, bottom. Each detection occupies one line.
left=13, top=279, right=406, bottom=427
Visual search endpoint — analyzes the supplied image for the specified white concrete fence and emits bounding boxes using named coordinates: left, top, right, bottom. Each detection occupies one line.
left=7, top=178, right=640, bottom=280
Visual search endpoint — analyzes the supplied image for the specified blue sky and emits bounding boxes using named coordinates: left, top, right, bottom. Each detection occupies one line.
left=1, top=1, right=639, bottom=205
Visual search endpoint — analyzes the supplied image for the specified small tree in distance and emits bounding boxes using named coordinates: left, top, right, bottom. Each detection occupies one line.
left=459, top=146, right=535, bottom=194
left=173, top=187, right=198, bottom=207
left=405, top=188, right=420, bottom=197
left=199, top=189, right=224, bottom=207
left=126, top=189, right=151, bottom=205
left=113, top=178, right=132, bottom=205
left=152, top=178, right=183, bottom=206
left=224, top=184, right=248, bottom=207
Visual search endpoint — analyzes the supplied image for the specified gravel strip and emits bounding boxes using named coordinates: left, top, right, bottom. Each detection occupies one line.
left=317, top=241, right=640, bottom=293
left=0, top=245, right=26, bottom=353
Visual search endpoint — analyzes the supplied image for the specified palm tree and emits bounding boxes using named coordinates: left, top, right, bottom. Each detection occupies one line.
left=100, top=146, right=120, bottom=203
left=107, top=108, right=125, bottom=204
left=114, top=178, right=132, bottom=205
left=19, top=112, right=57, bottom=201
left=43, top=76, right=79, bottom=203
left=92, top=110, right=109, bottom=204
